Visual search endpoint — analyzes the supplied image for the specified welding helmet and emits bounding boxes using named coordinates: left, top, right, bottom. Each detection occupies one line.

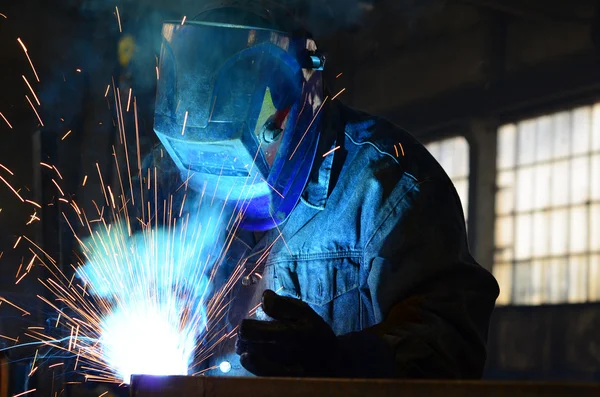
left=154, top=8, right=325, bottom=231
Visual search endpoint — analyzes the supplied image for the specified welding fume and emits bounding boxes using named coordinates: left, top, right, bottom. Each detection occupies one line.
left=104, top=0, right=500, bottom=380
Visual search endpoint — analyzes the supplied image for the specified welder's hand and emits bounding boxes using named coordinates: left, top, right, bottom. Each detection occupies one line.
left=235, top=289, right=338, bottom=377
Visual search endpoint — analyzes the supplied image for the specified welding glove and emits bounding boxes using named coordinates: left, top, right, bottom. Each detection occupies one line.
left=236, top=289, right=396, bottom=378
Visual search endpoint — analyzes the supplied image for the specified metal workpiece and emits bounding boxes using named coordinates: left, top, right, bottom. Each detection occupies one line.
left=129, top=375, right=600, bottom=397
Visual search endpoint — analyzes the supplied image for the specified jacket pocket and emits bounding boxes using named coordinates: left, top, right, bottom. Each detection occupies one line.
left=275, top=256, right=360, bottom=306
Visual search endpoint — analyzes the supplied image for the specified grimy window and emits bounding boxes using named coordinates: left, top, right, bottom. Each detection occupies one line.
left=494, top=105, right=600, bottom=305
left=426, top=136, right=470, bottom=222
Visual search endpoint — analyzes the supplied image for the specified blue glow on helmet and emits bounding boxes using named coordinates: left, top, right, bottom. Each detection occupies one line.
left=154, top=20, right=324, bottom=231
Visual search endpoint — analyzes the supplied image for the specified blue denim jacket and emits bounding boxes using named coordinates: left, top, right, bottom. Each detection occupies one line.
left=148, top=102, right=499, bottom=378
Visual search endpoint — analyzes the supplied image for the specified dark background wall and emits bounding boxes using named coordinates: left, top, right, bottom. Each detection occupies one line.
left=1, top=0, right=600, bottom=386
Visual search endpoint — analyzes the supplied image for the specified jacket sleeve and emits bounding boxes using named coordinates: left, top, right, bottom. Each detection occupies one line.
left=363, top=177, right=499, bottom=379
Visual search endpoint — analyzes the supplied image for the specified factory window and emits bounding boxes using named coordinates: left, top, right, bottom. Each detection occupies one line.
left=426, top=136, right=470, bottom=221
left=494, top=104, right=600, bottom=305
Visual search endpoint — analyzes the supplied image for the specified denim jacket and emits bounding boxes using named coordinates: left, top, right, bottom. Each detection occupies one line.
left=147, top=102, right=499, bottom=378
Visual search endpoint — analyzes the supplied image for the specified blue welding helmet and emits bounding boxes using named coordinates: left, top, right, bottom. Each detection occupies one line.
left=154, top=18, right=325, bottom=231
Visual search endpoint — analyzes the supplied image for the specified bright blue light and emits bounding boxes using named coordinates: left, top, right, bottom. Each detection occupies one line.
left=219, top=360, right=232, bottom=374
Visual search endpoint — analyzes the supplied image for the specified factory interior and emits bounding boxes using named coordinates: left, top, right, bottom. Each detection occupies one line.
left=1, top=0, right=600, bottom=396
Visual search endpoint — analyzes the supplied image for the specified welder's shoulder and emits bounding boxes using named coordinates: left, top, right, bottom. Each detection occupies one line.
left=341, top=105, right=441, bottom=183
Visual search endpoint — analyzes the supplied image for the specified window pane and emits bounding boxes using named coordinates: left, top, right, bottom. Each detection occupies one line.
left=591, top=204, right=600, bottom=251
left=551, top=160, right=570, bottom=206
left=552, top=111, right=571, bottom=158
left=533, top=164, right=551, bottom=210
left=590, top=256, right=600, bottom=301
left=496, top=171, right=515, bottom=215
left=570, top=206, right=588, bottom=254
left=530, top=260, right=544, bottom=305
left=545, top=259, right=569, bottom=303
left=438, top=140, right=454, bottom=176
left=495, top=215, right=514, bottom=250
left=536, top=116, right=553, bottom=162
left=532, top=212, right=549, bottom=257
left=493, top=263, right=512, bottom=305
left=513, top=261, right=533, bottom=304
left=516, top=167, right=534, bottom=211
left=518, top=120, right=537, bottom=166
left=568, top=256, right=588, bottom=303
left=592, top=155, right=600, bottom=201
left=550, top=209, right=568, bottom=256
left=427, top=142, right=440, bottom=160
left=570, top=156, right=589, bottom=205
left=498, top=124, right=516, bottom=170
left=453, top=137, right=469, bottom=178
left=515, top=214, right=532, bottom=260
left=572, top=107, right=591, bottom=155
left=592, top=104, right=600, bottom=152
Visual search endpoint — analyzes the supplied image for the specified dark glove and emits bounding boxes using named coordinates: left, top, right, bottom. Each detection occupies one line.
left=236, top=289, right=396, bottom=378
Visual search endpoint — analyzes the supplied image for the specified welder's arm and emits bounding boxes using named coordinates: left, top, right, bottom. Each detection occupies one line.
left=358, top=179, right=499, bottom=379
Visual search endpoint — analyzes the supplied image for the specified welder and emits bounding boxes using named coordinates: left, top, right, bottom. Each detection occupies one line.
left=149, top=1, right=499, bottom=379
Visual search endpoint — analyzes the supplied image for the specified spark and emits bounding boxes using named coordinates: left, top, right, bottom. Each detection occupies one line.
left=332, top=88, right=346, bottom=101
left=104, top=84, right=111, bottom=98
left=181, top=111, right=189, bottom=135
left=0, top=297, right=30, bottom=316
left=25, top=95, right=44, bottom=126
left=394, top=144, right=398, bottom=157
left=260, top=178, right=284, bottom=199
left=156, top=66, right=159, bottom=80
left=53, top=166, right=63, bottom=180
left=398, top=142, right=405, bottom=156
left=62, top=130, right=72, bottom=140
left=25, top=200, right=41, bottom=208
left=52, top=179, right=65, bottom=196
left=22, top=75, right=40, bottom=105
left=17, top=38, right=39, bottom=82
left=40, top=162, right=52, bottom=169
left=49, top=363, right=63, bottom=368
left=289, top=96, right=328, bottom=160
left=115, top=6, right=122, bottom=33
left=322, top=146, right=340, bottom=157
left=0, top=175, right=24, bottom=202
left=0, top=334, right=18, bottom=342
left=181, top=16, right=187, bottom=25
left=76, top=68, right=82, bottom=73
left=13, top=236, right=22, bottom=248
left=0, top=13, right=6, bottom=18
left=0, top=112, right=12, bottom=128
left=12, top=388, right=36, bottom=397
left=82, top=175, right=88, bottom=186
left=99, top=392, right=109, bottom=397
left=336, top=72, right=343, bottom=78
left=126, top=88, right=132, bottom=112
left=0, top=164, right=14, bottom=175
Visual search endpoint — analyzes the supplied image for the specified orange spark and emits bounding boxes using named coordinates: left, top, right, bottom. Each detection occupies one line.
left=61, top=130, right=72, bottom=140
left=289, top=96, right=328, bottom=160
left=126, top=88, right=132, bottom=112
left=0, top=112, right=12, bottom=128
left=25, top=199, right=41, bottom=208
left=22, top=75, right=40, bottom=105
left=115, top=6, right=122, bottom=32
left=398, top=142, right=405, bottom=156
left=25, top=95, right=43, bottom=126
left=13, top=236, right=22, bottom=248
left=76, top=68, right=82, bottom=73
left=0, top=164, right=14, bottom=175
left=336, top=72, right=343, bottom=78
left=52, top=166, right=63, bottom=180
left=52, top=179, right=65, bottom=196
left=82, top=175, right=88, bottom=186
left=17, top=38, right=40, bottom=82
left=0, top=13, right=6, bottom=18
left=40, top=162, right=52, bottom=169
left=13, top=388, right=36, bottom=397
left=260, top=178, right=284, bottom=199
left=0, top=334, right=18, bottom=342
left=394, top=144, right=398, bottom=157
left=322, top=146, right=341, bottom=157
left=181, top=15, right=187, bottom=25
left=332, top=88, right=346, bottom=101
left=0, top=175, right=24, bottom=202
